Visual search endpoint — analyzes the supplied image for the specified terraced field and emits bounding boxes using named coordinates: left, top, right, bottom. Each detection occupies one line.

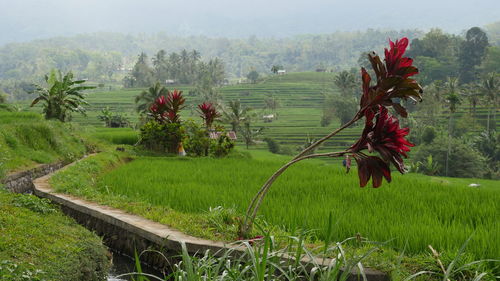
left=72, top=72, right=497, bottom=156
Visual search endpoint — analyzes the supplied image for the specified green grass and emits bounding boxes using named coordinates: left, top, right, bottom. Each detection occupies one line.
left=0, top=111, right=89, bottom=175
left=50, top=151, right=499, bottom=266
left=88, top=127, right=139, bottom=145
left=0, top=189, right=109, bottom=280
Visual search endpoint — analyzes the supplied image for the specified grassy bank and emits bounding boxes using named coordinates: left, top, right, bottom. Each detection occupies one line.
left=49, top=151, right=499, bottom=274
left=0, top=189, right=110, bottom=280
left=0, top=111, right=89, bottom=176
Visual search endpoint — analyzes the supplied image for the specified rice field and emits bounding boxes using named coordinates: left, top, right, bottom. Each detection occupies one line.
left=66, top=72, right=497, bottom=155
left=94, top=154, right=499, bottom=260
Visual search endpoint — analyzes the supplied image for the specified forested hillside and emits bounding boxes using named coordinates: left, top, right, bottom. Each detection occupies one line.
left=0, top=29, right=422, bottom=84
left=1, top=23, right=499, bottom=102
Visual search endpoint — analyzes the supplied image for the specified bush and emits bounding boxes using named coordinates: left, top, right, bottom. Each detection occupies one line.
left=279, top=145, right=296, bottom=155
left=98, top=107, right=130, bottom=128
left=139, top=120, right=184, bottom=153
left=421, top=126, right=437, bottom=144
left=264, top=137, right=280, bottom=154
left=209, top=135, right=235, bottom=157
left=413, top=136, right=488, bottom=178
left=183, top=120, right=210, bottom=156
left=183, top=120, right=235, bottom=157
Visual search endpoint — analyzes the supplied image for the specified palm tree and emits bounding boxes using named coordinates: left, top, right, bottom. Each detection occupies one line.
left=480, top=73, right=499, bottom=132
left=134, top=82, right=169, bottom=113
left=444, top=77, right=461, bottom=176
left=241, top=121, right=264, bottom=149
left=334, top=71, right=357, bottom=97
left=222, top=100, right=252, bottom=133
left=31, top=70, right=94, bottom=122
left=264, top=93, right=280, bottom=113
left=152, top=50, right=167, bottom=81
left=460, top=83, right=482, bottom=128
left=190, top=50, right=201, bottom=62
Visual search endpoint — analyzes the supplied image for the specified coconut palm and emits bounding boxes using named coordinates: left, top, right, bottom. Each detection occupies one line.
left=334, top=70, right=357, bottom=98
left=444, top=77, right=461, bottom=176
left=480, top=73, right=499, bottom=131
left=31, top=70, right=94, bottom=122
left=135, top=82, right=169, bottom=113
left=222, top=100, right=252, bottom=133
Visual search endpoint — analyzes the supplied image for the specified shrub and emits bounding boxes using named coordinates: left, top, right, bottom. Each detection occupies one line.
left=413, top=136, right=488, bottom=178
left=264, top=137, right=280, bottom=154
left=279, top=145, right=296, bottom=155
left=183, top=120, right=210, bottom=156
left=98, top=107, right=129, bottom=128
left=421, top=126, right=437, bottom=144
left=209, top=135, right=234, bottom=157
left=139, top=120, right=184, bottom=153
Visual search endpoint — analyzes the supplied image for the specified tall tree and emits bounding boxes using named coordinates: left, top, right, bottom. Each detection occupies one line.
left=459, top=27, right=489, bottom=84
left=444, top=77, right=462, bottom=176
left=131, top=52, right=154, bottom=87
left=247, top=70, right=259, bottom=83
left=480, top=73, right=499, bottom=131
left=152, top=50, right=168, bottom=82
left=460, top=83, right=482, bottom=128
left=264, top=93, right=280, bottom=113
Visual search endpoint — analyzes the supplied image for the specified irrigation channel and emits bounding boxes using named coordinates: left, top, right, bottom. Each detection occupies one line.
left=107, top=251, right=164, bottom=281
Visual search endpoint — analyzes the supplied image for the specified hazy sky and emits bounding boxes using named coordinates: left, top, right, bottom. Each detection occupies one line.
left=0, top=0, right=499, bottom=44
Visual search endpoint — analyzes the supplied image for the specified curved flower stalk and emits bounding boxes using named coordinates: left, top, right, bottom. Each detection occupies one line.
left=240, top=38, right=423, bottom=238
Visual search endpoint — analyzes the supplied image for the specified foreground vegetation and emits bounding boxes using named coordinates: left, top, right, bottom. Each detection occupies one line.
left=49, top=151, right=499, bottom=275
left=0, top=189, right=109, bottom=280
left=124, top=235, right=497, bottom=281
left=0, top=110, right=111, bottom=280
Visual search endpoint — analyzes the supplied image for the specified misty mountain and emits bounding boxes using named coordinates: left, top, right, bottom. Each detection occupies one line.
left=1, top=0, right=499, bottom=45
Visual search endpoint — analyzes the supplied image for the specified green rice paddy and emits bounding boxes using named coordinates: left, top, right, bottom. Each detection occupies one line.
left=52, top=152, right=499, bottom=261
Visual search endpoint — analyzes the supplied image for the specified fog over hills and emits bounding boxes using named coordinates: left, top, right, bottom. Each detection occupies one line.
left=1, top=0, right=499, bottom=45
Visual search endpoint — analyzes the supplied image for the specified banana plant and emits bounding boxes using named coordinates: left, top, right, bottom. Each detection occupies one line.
left=31, top=70, right=95, bottom=122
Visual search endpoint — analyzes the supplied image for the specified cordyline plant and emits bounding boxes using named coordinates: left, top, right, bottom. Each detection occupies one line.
left=197, top=102, right=221, bottom=129
left=240, top=38, right=423, bottom=238
left=149, top=89, right=186, bottom=123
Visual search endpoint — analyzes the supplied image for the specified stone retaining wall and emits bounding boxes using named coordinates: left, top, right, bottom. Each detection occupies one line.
left=1, top=162, right=65, bottom=193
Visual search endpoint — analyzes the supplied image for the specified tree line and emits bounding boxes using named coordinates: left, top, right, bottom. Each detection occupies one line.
left=321, top=26, right=499, bottom=179
left=123, top=49, right=225, bottom=88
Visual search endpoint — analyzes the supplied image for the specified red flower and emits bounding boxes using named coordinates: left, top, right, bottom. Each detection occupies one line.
left=360, top=38, right=422, bottom=118
left=354, top=156, right=391, bottom=188
left=384, top=38, right=418, bottom=79
left=351, top=106, right=414, bottom=174
left=149, top=90, right=185, bottom=124
left=197, top=102, right=221, bottom=128
left=165, top=89, right=185, bottom=123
